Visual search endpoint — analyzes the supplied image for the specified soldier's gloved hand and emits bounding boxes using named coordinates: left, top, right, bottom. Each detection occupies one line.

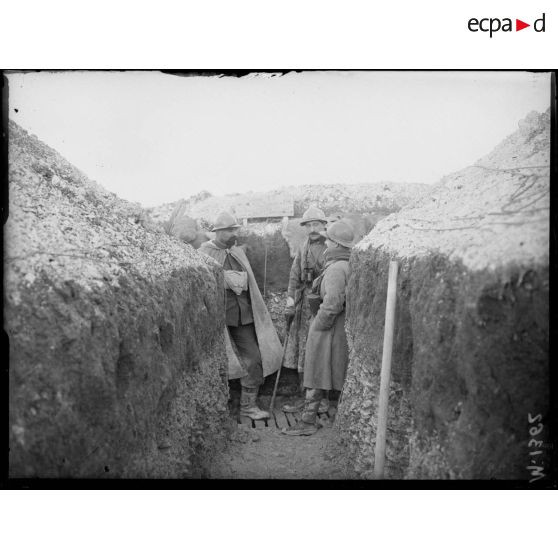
left=285, top=296, right=295, bottom=318
left=285, top=296, right=295, bottom=326
left=313, top=315, right=332, bottom=331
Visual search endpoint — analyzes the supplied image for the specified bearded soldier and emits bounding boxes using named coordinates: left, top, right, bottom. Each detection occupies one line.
left=199, top=212, right=283, bottom=420
left=281, top=206, right=329, bottom=414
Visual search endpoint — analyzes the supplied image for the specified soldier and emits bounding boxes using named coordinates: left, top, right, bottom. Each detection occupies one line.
left=282, top=206, right=330, bottom=414
left=282, top=220, right=355, bottom=436
left=199, top=212, right=283, bottom=420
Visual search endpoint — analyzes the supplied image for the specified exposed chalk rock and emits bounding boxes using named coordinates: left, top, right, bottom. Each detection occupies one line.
left=147, top=182, right=430, bottom=226
left=359, top=110, right=549, bottom=272
left=7, top=121, right=230, bottom=478
left=337, top=108, right=550, bottom=479
left=288, top=182, right=431, bottom=217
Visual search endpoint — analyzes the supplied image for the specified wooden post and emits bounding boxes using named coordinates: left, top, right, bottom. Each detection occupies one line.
left=263, top=241, right=268, bottom=298
left=374, top=260, right=398, bottom=479
left=281, top=215, right=288, bottom=233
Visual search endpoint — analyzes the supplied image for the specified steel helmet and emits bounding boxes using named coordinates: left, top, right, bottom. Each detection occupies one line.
left=320, top=220, right=355, bottom=248
left=211, top=211, right=241, bottom=232
left=300, top=206, right=327, bottom=226
left=327, top=213, right=343, bottom=223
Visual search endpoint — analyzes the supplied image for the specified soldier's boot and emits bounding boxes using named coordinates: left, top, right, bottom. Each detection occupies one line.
left=282, top=397, right=305, bottom=413
left=240, top=386, right=270, bottom=420
left=283, top=395, right=328, bottom=413
left=282, top=371, right=307, bottom=412
left=282, top=388, right=323, bottom=436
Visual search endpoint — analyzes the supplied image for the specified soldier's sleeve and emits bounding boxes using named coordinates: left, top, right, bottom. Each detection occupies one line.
left=314, top=266, right=347, bottom=330
left=198, top=243, right=221, bottom=267
left=287, top=248, right=303, bottom=299
left=197, top=243, right=210, bottom=257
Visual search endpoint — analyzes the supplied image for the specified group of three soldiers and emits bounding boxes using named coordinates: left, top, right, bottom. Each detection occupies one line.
left=199, top=206, right=355, bottom=436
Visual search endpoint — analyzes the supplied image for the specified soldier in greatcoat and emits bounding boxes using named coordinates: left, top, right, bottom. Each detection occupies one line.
left=199, top=212, right=283, bottom=420
left=282, top=206, right=330, bottom=414
left=282, top=220, right=355, bottom=436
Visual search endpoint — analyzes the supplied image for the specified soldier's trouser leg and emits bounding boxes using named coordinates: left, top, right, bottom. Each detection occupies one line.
left=301, top=388, right=325, bottom=424
left=228, top=323, right=263, bottom=389
left=298, top=372, right=304, bottom=394
left=229, top=323, right=269, bottom=420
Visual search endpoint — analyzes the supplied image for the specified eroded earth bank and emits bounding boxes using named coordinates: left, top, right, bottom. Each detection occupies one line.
left=7, top=122, right=230, bottom=478
left=336, top=109, right=550, bottom=479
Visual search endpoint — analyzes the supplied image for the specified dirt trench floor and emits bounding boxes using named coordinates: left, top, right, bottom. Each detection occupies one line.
left=206, top=394, right=355, bottom=480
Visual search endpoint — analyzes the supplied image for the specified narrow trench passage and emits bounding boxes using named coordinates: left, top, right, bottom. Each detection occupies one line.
left=204, top=283, right=356, bottom=479
left=207, top=390, right=351, bottom=480
left=197, top=229, right=365, bottom=479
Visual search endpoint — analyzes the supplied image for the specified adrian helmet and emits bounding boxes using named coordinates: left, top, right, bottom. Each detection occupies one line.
left=320, top=220, right=355, bottom=248
left=211, top=212, right=241, bottom=232
left=300, top=206, right=327, bottom=226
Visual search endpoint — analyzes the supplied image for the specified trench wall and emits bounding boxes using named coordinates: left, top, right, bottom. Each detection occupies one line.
left=241, top=230, right=292, bottom=296
left=8, top=257, right=230, bottom=479
left=337, top=248, right=549, bottom=479
left=7, top=120, right=230, bottom=478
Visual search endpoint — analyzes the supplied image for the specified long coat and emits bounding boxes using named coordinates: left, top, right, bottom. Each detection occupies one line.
left=283, top=238, right=326, bottom=372
left=199, top=240, right=283, bottom=380
left=303, top=258, right=350, bottom=391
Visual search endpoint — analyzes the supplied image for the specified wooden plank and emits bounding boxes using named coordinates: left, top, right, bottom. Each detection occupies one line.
left=242, top=414, right=273, bottom=429
left=238, top=415, right=251, bottom=427
left=282, top=412, right=294, bottom=428
left=273, top=412, right=290, bottom=430
left=236, top=403, right=335, bottom=430
left=271, top=412, right=281, bottom=429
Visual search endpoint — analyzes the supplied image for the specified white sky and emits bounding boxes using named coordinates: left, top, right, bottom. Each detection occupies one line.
left=7, top=71, right=551, bottom=208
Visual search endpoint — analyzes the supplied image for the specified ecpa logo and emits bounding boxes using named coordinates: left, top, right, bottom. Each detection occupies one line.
left=468, top=13, right=546, bottom=37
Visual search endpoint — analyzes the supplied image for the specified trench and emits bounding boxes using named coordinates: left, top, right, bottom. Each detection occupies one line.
left=207, top=393, right=349, bottom=480
left=210, top=222, right=549, bottom=481
left=9, top=213, right=549, bottom=480
left=204, top=225, right=358, bottom=480
left=7, top=117, right=381, bottom=480
left=10, top=211, right=548, bottom=480
left=9, top=111, right=550, bottom=481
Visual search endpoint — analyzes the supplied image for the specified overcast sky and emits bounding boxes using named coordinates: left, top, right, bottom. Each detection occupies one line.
left=7, top=71, right=551, bottom=208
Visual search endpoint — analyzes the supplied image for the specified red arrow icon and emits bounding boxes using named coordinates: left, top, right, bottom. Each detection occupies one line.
left=516, top=19, right=530, bottom=31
